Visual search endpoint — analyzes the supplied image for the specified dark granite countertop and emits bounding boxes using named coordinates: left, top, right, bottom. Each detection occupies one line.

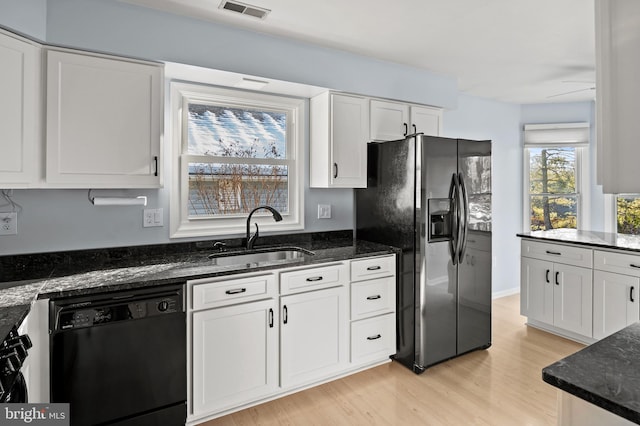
left=518, top=229, right=640, bottom=253
left=0, top=232, right=398, bottom=343
left=543, top=322, right=640, bottom=424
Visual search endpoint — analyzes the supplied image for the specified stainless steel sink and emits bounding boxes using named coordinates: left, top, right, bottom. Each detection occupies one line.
left=208, top=247, right=314, bottom=267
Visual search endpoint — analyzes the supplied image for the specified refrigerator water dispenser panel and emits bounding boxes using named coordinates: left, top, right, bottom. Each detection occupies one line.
left=428, top=198, right=452, bottom=241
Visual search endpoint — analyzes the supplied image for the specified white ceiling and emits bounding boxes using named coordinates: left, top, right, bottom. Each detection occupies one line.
left=122, top=0, right=596, bottom=104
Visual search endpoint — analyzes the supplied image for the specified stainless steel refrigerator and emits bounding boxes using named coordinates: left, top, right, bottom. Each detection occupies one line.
left=356, top=134, right=492, bottom=373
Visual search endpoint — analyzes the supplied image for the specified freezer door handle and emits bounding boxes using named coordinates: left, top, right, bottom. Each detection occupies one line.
left=448, top=173, right=459, bottom=265
left=457, top=172, right=469, bottom=263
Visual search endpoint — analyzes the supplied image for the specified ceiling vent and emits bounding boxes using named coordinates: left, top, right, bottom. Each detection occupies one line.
left=219, top=1, right=270, bottom=20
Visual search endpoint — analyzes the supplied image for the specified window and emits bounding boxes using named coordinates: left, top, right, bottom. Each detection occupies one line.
left=523, top=123, right=590, bottom=232
left=170, top=82, right=305, bottom=238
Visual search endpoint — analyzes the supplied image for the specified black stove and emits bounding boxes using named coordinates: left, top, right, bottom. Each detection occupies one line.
left=0, top=326, right=32, bottom=402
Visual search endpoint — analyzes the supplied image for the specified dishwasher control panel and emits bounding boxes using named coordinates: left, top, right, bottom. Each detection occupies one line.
left=54, top=291, right=183, bottom=330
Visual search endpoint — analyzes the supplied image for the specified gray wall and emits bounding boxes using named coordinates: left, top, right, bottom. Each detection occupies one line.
left=0, top=0, right=46, bottom=40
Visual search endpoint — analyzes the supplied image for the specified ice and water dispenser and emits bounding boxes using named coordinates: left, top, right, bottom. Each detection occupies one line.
left=428, top=198, right=452, bottom=241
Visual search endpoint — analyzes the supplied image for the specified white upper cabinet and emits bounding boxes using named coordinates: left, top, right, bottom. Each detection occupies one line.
left=310, top=92, right=369, bottom=188
left=370, top=99, right=442, bottom=141
left=369, top=99, right=409, bottom=141
left=595, top=0, right=640, bottom=193
left=46, top=49, right=163, bottom=188
left=0, top=30, right=42, bottom=188
left=410, top=105, right=442, bottom=136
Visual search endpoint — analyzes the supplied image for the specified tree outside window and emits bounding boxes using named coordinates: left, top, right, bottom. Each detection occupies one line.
left=616, top=195, right=640, bottom=235
left=528, top=147, right=578, bottom=231
left=186, top=105, right=289, bottom=217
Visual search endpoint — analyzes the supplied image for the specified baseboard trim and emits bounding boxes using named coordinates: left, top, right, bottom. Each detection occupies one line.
left=492, top=287, right=520, bottom=299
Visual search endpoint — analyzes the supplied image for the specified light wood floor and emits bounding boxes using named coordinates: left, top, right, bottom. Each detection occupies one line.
left=201, top=294, right=584, bottom=425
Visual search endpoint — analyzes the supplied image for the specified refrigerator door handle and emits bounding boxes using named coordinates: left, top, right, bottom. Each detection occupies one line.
left=457, top=172, right=469, bottom=263
left=449, top=173, right=460, bottom=265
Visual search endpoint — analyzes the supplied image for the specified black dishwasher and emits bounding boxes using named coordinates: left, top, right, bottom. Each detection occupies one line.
left=50, top=284, right=186, bottom=426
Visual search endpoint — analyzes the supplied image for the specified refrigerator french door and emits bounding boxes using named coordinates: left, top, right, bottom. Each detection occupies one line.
left=356, top=134, right=491, bottom=373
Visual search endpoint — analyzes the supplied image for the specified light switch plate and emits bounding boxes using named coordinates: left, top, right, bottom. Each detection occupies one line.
left=0, top=212, right=17, bottom=235
left=318, top=204, right=331, bottom=219
left=143, top=208, right=163, bottom=227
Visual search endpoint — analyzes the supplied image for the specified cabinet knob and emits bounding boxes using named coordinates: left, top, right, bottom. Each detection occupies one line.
left=555, top=271, right=560, bottom=286
left=403, top=123, right=408, bottom=136
left=283, top=305, right=288, bottom=324
left=631, top=286, right=635, bottom=303
left=546, top=269, right=550, bottom=283
left=367, top=334, right=382, bottom=341
left=333, top=163, right=338, bottom=179
left=366, top=295, right=381, bottom=300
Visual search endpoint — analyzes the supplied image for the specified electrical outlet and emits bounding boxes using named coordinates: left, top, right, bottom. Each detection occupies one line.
left=143, top=208, right=163, bottom=228
left=0, top=212, right=18, bottom=235
left=318, top=204, right=332, bottom=219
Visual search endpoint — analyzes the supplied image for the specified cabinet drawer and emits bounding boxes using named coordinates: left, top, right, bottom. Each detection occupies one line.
left=351, top=255, right=395, bottom=281
left=594, top=250, right=640, bottom=277
left=351, top=313, right=395, bottom=364
left=280, top=263, right=348, bottom=295
left=521, top=240, right=592, bottom=268
left=190, top=273, right=276, bottom=310
left=351, top=277, right=395, bottom=320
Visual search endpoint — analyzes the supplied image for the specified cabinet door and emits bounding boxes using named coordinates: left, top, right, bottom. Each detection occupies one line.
left=280, top=286, right=348, bottom=388
left=330, top=94, right=368, bottom=188
left=0, top=32, right=41, bottom=187
left=520, top=257, right=554, bottom=324
left=593, top=270, right=640, bottom=339
left=191, top=299, right=278, bottom=416
left=409, top=105, right=442, bottom=136
left=370, top=99, right=409, bottom=141
left=553, top=264, right=593, bottom=337
left=46, top=50, right=162, bottom=188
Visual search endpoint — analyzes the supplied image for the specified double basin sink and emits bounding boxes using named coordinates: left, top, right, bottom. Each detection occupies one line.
left=208, top=246, right=315, bottom=268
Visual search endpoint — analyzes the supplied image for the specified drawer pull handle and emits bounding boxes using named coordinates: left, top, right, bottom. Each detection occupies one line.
left=630, top=264, right=640, bottom=269
left=367, top=295, right=382, bottom=300
left=283, top=305, right=288, bottom=324
left=306, top=276, right=323, bottom=282
left=225, top=288, right=247, bottom=295
left=366, top=266, right=382, bottom=271
left=545, top=250, right=562, bottom=256
left=631, top=287, right=636, bottom=303
left=545, top=269, right=550, bottom=284
left=555, top=271, right=560, bottom=286
left=269, top=308, right=274, bottom=328
left=367, top=334, right=382, bottom=341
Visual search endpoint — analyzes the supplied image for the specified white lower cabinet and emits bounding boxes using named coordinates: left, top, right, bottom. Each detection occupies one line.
left=520, top=240, right=593, bottom=339
left=187, top=255, right=396, bottom=424
left=191, top=299, right=278, bottom=416
left=350, top=312, right=395, bottom=364
left=593, top=270, right=639, bottom=339
left=592, top=249, right=640, bottom=339
left=280, top=285, right=348, bottom=387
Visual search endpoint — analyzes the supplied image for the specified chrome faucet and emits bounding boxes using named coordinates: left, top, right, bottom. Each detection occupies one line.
left=246, top=205, right=283, bottom=250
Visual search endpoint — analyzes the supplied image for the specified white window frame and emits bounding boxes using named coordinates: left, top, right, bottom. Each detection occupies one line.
left=169, top=82, right=305, bottom=238
left=522, top=123, right=591, bottom=232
